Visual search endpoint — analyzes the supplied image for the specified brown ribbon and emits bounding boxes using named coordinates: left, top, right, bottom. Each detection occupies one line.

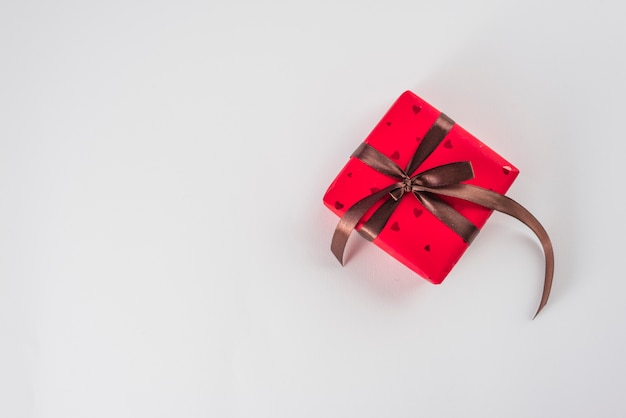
left=331, top=114, right=554, bottom=318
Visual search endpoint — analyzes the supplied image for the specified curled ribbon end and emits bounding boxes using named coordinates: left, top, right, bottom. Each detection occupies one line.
left=331, top=244, right=345, bottom=266
left=331, top=229, right=348, bottom=266
left=532, top=300, right=548, bottom=320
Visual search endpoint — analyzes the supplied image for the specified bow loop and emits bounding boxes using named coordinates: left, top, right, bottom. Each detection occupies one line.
left=413, top=162, right=475, bottom=188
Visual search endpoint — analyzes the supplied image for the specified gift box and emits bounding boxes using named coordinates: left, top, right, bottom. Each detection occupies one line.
left=323, top=91, right=521, bottom=284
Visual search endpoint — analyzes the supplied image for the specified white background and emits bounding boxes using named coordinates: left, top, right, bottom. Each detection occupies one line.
left=1, top=1, right=624, bottom=417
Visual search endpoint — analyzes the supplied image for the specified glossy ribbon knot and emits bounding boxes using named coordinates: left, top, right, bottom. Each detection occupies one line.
left=331, top=113, right=554, bottom=318
left=386, top=161, right=473, bottom=201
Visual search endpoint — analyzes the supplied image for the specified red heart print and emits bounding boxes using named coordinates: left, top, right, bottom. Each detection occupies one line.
left=390, top=222, right=400, bottom=231
left=413, top=208, right=423, bottom=217
left=412, top=105, right=421, bottom=114
left=443, top=139, right=453, bottom=149
left=390, top=150, right=400, bottom=160
left=334, top=201, right=344, bottom=210
left=502, top=165, right=511, bottom=175
left=424, top=244, right=431, bottom=252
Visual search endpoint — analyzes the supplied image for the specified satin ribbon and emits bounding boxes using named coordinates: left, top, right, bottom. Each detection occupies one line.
left=331, top=114, right=554, bottom=317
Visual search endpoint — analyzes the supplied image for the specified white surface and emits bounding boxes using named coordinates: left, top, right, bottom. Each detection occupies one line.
left=1, top=1, right=625, bottom=417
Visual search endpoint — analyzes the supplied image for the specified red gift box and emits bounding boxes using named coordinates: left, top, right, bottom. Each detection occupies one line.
left=323, top=91, right=520, bottom=284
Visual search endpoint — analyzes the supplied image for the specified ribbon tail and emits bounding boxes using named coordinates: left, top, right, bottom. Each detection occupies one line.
left=431, top=184, right=554, bottom=318
left=360, top=197, right=402, bottom=241
left=417, top=191, right=479, bottom=244
left=331, top=184, right=399, bottom=265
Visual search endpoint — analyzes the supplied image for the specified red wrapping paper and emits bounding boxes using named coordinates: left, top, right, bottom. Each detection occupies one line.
left=323, top=91, right=519, bottom=283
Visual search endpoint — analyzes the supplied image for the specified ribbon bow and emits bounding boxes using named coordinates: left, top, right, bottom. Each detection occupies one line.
left=331, top=114, right=554, bottom=318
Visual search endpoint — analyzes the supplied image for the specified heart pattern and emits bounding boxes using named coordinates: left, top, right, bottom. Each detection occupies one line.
left=390, top=150, right=400, bottom=160
left=424, top=244, right=431, bottom=252
left=502, top=165, right=511, bottom=175
left=390, top=222, right=400, bottom=231
left=334, top=201, right=344, bottom=210
left=412, top=105, right=422, bottom=114
left=444, top=139, right=453, bottom=149
left=347, top=172, right=352, bottom=178
left=413, top=208, right=423, bottom=218
left=386, top=121, right=392, bottom=127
